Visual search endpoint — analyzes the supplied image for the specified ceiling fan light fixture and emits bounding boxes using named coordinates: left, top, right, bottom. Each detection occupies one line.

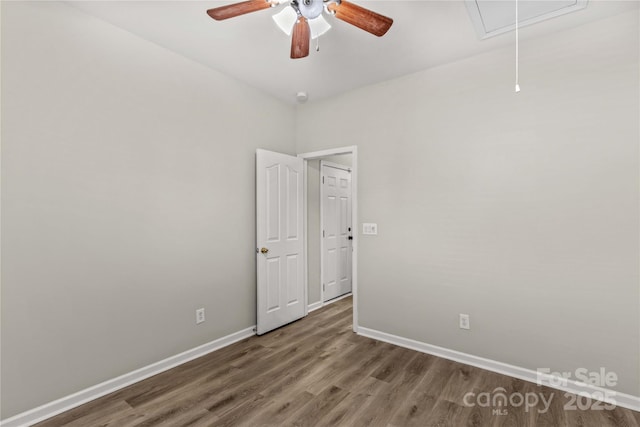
left=274, top=5, right=330, bottom=39
left=273, top=5, right=298, bottom=35
left=308, top=15, right=331, bottom=39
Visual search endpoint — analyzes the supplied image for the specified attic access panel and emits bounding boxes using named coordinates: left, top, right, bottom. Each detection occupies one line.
left=465, top=0, right=588, bottom=39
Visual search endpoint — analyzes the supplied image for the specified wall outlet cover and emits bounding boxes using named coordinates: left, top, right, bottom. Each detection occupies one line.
left=362, top=223, right=378, bottom=235
left=459, top=313, right=470, bottom=330
left=196, top=308, right=205, bottom=324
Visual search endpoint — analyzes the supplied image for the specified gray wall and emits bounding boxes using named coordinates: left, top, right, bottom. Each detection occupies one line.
left=306, top=155, right=352, bottom=306
left=1, top=1, right=295, bottom=418
left=297, top=10, right=640, bottom=395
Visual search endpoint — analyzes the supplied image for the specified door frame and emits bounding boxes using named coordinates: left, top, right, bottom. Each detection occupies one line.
left=298, top=146, right=359, bottom=333
left=319, top=160, right=352, bottom=304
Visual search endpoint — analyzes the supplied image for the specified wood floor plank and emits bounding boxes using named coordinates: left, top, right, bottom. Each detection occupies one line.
left=108, top=340, right=259, bottom=409
left=370, top=347, right=418, bottom=384
left=211, top=393, right=270, bottom=427
left=286, top=385, right=349, bottom=427
left=388, top=357, right=459, bottom=426
left=197, top=334, right=347, bottom=414
left=439, top=363, right=485, bottom=405
left=601, top=402, right=640, bottom=427
left=312, top=392, right=371, bottom=426
left=35, top=296, right=640, bottom=427
left=333, top=341, right=400, bottom=392
left=36, top=399, right=133, bottom=427
left=133, top=407, right=217, bottom=427
left=419, top=399, right=467, bottom=427
left=255, top=356, right=322, bottom=399
left=526, top=383, right=569, bottom=427
left=243, top=391, right=315, bottom=426
left=465, top=370, right=513, bottom=427
left=135, top=328, right=337, bottom=416
left=301, top=336, right=360, bottom=395
left=97, top=410, right=147, bottom=427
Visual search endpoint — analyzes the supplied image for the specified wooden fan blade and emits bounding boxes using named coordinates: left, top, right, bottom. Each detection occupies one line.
left=290, top=17, right=310, bottom=59
left=327, top=0, right=393, bottom=37
left=207, top=0, right=271, bottom=21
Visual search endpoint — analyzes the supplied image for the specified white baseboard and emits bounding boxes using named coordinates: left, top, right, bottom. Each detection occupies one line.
left=326, top=292, right=353, bottom=305
left=358, top=327, right=640, bottom=413
left=1, top=326, right=256, bottom=427
left=307, top=301, right=323, bottom=312
left=308, top=292, right=352, bottom=314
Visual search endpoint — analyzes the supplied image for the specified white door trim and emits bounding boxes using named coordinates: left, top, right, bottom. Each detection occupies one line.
left=320, top=161, right=352, bottom=304
left=298, top=146, right=358, bottom=333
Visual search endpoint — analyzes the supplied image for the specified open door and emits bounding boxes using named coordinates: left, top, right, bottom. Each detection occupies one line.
left=256, top=149, right=306, bottom=335
left=321, top=162, right=352, bottom=302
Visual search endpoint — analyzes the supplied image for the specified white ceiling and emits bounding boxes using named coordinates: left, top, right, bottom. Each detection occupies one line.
left=68, top=0, right=637, bottom=103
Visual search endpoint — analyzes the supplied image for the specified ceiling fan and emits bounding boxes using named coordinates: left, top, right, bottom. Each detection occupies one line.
left=206, top=0, right=393, bottom=59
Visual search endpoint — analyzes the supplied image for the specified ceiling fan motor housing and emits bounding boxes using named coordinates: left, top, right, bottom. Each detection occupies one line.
left=296, top=0, right=324, bottom=20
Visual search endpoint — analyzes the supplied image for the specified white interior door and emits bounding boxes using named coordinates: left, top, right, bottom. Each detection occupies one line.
left=256, top=149, right=305, bottom=335
left=321, top=162, right=352, bottom=302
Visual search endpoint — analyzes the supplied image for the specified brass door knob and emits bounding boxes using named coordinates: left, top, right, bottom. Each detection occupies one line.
left=260, top=247, right=269, bottom=254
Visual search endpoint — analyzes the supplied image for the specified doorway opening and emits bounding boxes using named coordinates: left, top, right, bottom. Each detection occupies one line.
left=320, top=161, right=352, bottom=303
left=298, top=146, right=358, bottom=333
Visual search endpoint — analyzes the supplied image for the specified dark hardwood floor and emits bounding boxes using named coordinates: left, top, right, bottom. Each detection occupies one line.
left=36, top=297, right=639, bottom=426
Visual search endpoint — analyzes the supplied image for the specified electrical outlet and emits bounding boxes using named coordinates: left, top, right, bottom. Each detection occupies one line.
left=459, top=313, right=470, bottom=330
left=196, top=308, right=205, bottom=325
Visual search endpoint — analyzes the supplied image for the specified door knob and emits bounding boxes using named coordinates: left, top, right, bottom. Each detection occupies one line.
left=260, top=247, right=269, bottom=254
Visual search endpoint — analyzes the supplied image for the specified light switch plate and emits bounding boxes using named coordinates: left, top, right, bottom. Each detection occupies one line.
left=362, top=223, right=378, bottom=235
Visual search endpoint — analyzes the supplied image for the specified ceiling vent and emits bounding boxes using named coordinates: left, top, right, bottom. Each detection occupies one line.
left=465, top=0, right=588, bottom=39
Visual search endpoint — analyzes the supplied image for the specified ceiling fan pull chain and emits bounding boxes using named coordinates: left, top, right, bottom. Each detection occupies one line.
left=316, top=37, right=320, bottom=52
left=515, top=0, right=520, bottom=93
